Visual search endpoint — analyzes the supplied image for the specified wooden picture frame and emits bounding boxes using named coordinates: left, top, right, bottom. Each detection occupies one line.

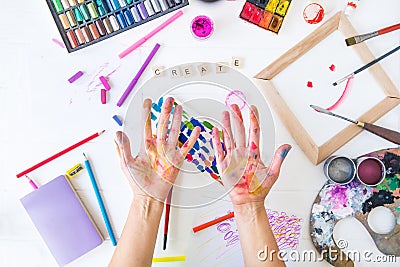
left=254, top=12, right=400, bottom=165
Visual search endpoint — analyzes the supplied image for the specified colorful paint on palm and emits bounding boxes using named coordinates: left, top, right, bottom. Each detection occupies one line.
left=151, top=97, right=221, bottom=182
left=310, top=148, right=400, bottom=266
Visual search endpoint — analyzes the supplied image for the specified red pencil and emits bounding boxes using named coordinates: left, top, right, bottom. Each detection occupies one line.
left=16, top=130, right=105, bottom=178
left=192, top=211, right=235, bottom=233
left=163, top=187, right=173, bottom=250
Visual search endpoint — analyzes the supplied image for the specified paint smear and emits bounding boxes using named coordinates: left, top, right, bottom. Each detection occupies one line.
left=326, top=76, right=354, bottom=111
left=329, top=64, right=336, bottom=71
left=307, top=81, right=313, bottom=88
left=225, top=90, right=247, bottom=110
left=52, top=38, right=65, bottom=48
left=87, top=62, right=120, bottom=92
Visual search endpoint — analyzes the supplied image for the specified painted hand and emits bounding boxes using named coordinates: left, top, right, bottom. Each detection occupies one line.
left=211, top=104, right=291, bottom=206
left=115, top=97, right=201, bottom=201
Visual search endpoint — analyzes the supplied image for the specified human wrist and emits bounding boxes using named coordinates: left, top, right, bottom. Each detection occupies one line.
left=132, top=194, right=164, bottom=217
left=233, top=201, right=266, bottom=218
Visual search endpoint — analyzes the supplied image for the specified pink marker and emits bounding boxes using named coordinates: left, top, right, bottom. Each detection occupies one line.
left=101, top=89, right=107, bottom=104
left=25, top=175, right=39, bottom=190
left=99, top=76, right=111, bottom=90
left=118, top=11, right=183, bottom=59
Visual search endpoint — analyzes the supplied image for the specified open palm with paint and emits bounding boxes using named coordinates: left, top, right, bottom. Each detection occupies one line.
left=211, top=104, right=291, bottom=206
left=211, top=104, right=291, bottom=267
left=115, top=97, right=201, bottom=201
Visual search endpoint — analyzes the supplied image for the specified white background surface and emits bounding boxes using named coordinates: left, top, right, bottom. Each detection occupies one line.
left=1, top=0, right=399, bottom=266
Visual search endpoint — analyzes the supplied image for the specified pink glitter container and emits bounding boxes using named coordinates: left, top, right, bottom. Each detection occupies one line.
left=191, top=15, right=214, bottom=39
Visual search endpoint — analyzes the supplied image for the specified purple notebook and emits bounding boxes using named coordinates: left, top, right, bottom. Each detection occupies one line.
left=20, top=175, right=103, bottom=266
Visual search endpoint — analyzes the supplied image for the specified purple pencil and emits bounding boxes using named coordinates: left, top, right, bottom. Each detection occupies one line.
left=117, top=43, right=161, bottom=107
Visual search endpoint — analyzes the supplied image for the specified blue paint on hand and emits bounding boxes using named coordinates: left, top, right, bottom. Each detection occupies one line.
left=281, top=147, right=292, bottom=158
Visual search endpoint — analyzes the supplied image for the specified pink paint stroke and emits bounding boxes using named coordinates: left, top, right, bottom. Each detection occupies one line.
left=52, top=38, right=65, bottom=48
left=327, top=75, right=354, bottom=111
left=86, top=63, right=120, bottom=92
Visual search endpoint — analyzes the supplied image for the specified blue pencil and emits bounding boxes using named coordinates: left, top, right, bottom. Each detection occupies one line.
left=83, top=153, right=117, bottom=246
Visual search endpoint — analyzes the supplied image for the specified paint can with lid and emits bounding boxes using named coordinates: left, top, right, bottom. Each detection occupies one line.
left=324, top=155, right=356, bottom=184
left=356, top=157, right=386, bottom=186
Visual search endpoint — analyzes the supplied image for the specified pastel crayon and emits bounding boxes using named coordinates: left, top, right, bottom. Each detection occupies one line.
left=74, top=8, right=84, bottom=23
left=95, top=20, right=107, bottom=36
left=68, top=71, right=84, bottom=83
left=99, top=76, right=111, bottom=90
left=88, top=23, right=100, bottom=39
left=52, top=0, right=64, bottom=12
left=87, top=2, right=99, bottom=19
left=66, top=31, right=79, bottom=48
left=109, top=15, right=120, bottom=30
left=130, top=6, right=141, bottom=22
left=112, top=115, right=123, bottom=126
left=144, top=0, right=155, bottom=16
left=101, top=89, right=107, bottom=104
left=116, top=12, right=128, bottom=28
left=124, top=9, right=135, bottom=25
left=138, top=3, right=148, bottom=19
left=82, top=26, right=93, bottom=42
left=79, top=4, right=91, bottom=21
left=103, top=17, right=114, bottom=33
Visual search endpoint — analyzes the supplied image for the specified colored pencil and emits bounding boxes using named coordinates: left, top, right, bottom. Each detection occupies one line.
left=118, top=10, right=183, bottom=59
left=16, top=130, right=105, bottom=178
left=83, top=153, right=117, bottom=246
left=345, top=23, right=400, bottom=46
left=163, top=187, right=173, bottom=250
left=333, top=45, right=400, bottom=86
left=152, top=256, right=186, bottom=262
left=116, top=43, right=160, bottom=107
left=25, top=175, right=39, bottom=190
left=192, top=212, right=235, bottom=233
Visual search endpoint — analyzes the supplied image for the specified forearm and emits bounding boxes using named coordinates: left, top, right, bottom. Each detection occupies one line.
left=234, top=202, right=286, bottom=267
left=109, top=196, right=164, bottom=267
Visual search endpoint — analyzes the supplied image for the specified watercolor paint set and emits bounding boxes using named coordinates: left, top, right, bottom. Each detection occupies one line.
left=240, top=0, right=292, bottom=34
left=46, top=0, right=189, bottom=52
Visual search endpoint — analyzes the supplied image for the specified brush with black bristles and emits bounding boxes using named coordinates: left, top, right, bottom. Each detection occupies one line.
left=345, top=23, right=400, bottom=46
left=333, top=45, right=400, bottom=86
left=310, top=105, right=400, bottom=145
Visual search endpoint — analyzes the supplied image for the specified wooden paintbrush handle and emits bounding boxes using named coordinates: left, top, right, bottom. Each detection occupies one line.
left=362, top=123, right=400, bottom=145
left=378, top=23, right=400, bottom=35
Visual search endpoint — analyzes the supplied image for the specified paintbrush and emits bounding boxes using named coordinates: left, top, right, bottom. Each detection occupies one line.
left=310, top=105, right=400, bottom=145
left=345, top=23, right=400, bottom=46
left=333, top=45, right=400, bottom=86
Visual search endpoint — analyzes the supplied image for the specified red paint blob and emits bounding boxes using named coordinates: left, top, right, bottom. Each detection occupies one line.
left=357, top=158, right=384, bottom=185
left=250, top=142, right=258, bottom=150
left=329, top=64, right=336, bottom=71
left=307, top=81, right=313, bottom=88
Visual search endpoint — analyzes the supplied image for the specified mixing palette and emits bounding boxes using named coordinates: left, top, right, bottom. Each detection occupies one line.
left=310, top=148, right=400, bottom=266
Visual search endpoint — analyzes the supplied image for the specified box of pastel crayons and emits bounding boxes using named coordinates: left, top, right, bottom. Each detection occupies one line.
left=240, top=0, right=292, bottom=34
left=46, top=0, right=189, bottom=52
